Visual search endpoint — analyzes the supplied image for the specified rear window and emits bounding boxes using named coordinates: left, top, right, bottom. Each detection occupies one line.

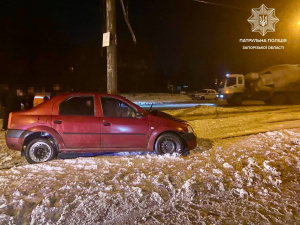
left=59, top=96, right=94, bottom=116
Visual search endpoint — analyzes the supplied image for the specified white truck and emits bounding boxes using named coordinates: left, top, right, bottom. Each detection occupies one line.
left=218, top=64, right=300, bottom=105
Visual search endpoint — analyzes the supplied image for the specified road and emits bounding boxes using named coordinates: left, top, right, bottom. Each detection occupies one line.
left=139, top=100, right=265, bottom=110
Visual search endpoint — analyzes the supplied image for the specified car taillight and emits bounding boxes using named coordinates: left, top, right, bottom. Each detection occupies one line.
left=8, top=112, right=12, bottom=129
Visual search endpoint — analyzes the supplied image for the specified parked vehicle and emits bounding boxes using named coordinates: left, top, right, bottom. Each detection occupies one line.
left=190, top=89, right=218, bottom=100
left=218, top=64, right=300, bottom=105
left=5, top=93, right=197, bottom=163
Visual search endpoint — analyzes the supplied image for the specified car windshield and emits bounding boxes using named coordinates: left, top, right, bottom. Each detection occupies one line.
left=226, top=77, right=237, bottom=87
left=199, top=90, right=208, bottom=93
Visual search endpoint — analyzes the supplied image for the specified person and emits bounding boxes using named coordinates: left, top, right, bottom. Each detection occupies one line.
left=43, top=96, right=49, bottom=102
left=23, top=90, right=35, bottom=110
left=0, top=85, right=9, bottom=130
left=1, top=88, right=21, bottom=130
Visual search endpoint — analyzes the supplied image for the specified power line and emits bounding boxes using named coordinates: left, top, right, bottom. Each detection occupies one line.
left=193, top=0, right=248, bottom=11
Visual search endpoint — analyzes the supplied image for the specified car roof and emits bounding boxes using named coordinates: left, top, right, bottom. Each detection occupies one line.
left=55, top=92, right=124, bottom=98
left=55, top=92, right=144, bottom=111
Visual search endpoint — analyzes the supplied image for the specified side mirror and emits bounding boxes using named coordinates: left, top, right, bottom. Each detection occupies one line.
left=136, top=112, right=144, bottom=118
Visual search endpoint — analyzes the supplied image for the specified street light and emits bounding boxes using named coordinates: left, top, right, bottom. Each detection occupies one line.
left=298, top=21, right=300, bottom=25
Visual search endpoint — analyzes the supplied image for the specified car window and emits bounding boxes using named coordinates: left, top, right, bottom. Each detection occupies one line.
left=200, top=90, right=207, bottom=93
left=59, top=96, right=94, bottom=116
left=101, top=97, right=136, bottom=118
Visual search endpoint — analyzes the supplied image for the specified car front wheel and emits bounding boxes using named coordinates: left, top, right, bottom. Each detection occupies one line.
left=25, top=138, right=57, bottom=164
left=154, top=133, right=184, bottom=155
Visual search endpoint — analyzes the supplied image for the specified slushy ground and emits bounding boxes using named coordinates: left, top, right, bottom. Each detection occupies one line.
left=1, top=104, right=300, bottom=224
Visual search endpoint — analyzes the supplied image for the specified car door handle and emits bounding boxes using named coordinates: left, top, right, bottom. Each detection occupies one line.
left=103, top=122, right=111, bottom=126
left=53, top=120, right=62, bottom=124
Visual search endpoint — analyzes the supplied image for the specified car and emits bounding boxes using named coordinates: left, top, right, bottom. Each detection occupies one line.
left=190, top=89, right=218, bottom=100
left=5, top=93, right=197, bottom=164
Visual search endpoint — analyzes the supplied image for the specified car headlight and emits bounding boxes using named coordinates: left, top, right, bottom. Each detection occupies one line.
left=187, top=124, right=194, bottom=133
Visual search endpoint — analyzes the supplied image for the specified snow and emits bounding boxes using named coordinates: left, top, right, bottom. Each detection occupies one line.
left=122, top=93, right=191, bottom=105
left=1, top=104, right=300, bottom=223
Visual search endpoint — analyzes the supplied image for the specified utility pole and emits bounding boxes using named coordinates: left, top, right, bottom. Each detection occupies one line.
left=106, top=0, right=118, bottom=94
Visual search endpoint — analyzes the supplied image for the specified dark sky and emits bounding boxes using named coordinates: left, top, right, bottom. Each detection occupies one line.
left=0, top=0, right=299, bottom=91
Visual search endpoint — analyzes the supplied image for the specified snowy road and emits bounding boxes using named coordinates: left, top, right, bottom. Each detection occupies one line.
left=1, top=105, right=300, bottom=224
left=137, top=100, right=265, bottom=111
left=140, top=102, right=218, bottom=110
left=123, top=93, right=265, bottom=110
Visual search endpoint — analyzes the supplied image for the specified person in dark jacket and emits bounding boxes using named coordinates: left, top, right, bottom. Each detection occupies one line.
left=1, top=88, right=21, bottom=130
left=43, top=95, right=49, bottom=102
left=23, top=93, right=35, bottom=110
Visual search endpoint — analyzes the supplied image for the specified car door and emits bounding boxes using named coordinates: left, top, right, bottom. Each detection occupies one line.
left=226, top=77, right=238, bottom=94
left=52, top=95, right=100, bottom=149
left=207, top=90, right=212, bottom=99
left=100, top=96, right=149, bottom=149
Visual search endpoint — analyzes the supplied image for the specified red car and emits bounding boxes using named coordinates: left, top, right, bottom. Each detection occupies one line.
left=5, top=93, right=197, bottom=163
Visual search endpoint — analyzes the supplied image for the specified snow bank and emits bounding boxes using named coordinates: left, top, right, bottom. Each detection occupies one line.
left=168, top=105, right=300, bottom=140
left=122, top=93, right=191, bottom=105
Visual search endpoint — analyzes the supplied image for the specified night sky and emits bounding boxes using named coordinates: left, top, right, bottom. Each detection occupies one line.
left=0, top=0, right=299, bottom=92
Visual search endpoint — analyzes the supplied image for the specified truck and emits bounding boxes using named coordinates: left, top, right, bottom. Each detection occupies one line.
left=217, top=64, right=300, bottom=105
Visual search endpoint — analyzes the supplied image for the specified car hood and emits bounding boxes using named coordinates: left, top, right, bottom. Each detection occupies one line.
left=149, top=110, right=187, bottom=123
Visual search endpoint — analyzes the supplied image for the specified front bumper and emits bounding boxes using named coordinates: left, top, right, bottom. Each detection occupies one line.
left=180, top=133, right=197, bottom=150
left=217, top=93, right=233, bottom=100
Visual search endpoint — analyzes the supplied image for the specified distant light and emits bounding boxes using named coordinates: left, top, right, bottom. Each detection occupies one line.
left=225, top=90, right=230, bottom=94
left=226, top=74, right=230, bottom=77
left=220, top=95, right=224, bottom=98
left=299, top=21, right=300, bottom=25
left=183, top=86, right=188, bottom=88
left=34, top=96, right=44, bottom=99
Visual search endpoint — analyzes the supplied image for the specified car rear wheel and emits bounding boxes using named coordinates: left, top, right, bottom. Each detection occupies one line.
left=200, top=96, right=205, bottom=100
left=154, top=133, right=184, bottom=155
left=25, top=138, right=57, bottom=164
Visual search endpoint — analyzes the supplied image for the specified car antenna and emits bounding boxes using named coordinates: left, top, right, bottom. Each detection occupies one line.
left=148, top=103, right=153, bottom=112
